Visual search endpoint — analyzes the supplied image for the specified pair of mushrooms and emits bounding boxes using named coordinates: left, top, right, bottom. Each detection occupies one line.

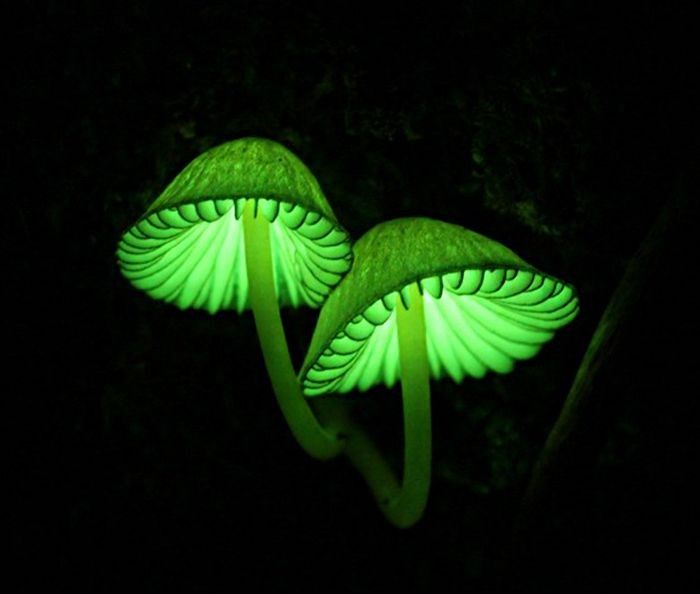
left=118, top=138, right=578, bottom=527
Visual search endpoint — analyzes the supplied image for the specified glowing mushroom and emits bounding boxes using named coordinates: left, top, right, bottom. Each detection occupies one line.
left=300, top=217, right=579, bottom=526
left=117, top=137, right=353, bottom=459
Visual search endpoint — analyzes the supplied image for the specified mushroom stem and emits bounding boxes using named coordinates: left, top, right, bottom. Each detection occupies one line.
left=340, top=282, right=431, bottom=528
left=389, top=281, right=432, bottom=527
left=242, top=203, right=344, bottom=460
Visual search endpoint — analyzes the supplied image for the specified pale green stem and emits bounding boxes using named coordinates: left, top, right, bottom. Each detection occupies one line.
left=242, top=203, right=344, bottom=460
left=341, top=282, right=432, bottom=528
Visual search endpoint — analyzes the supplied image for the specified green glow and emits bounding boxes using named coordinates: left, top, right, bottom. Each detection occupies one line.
left=300, top=217, right=579, bottom=396
left=388, top=281, right=431, bottom=527
left=117, top=137, right=353, bottom=460
left=303, top=268, right=578, bottom=394
left=243, top=205, right=343, bottom=460
left=299, top=217, right=579, bottom=527
left=117, top=197, right=351, bottom=313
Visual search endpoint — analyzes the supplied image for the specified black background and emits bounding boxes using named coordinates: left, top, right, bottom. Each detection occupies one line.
left=11, top=2, right=696, bottom=592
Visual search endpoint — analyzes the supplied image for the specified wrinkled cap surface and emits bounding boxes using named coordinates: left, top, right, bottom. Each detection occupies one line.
left=117, top=138, right=352, bottom=313
left=300, top=217, right=579, bottom=395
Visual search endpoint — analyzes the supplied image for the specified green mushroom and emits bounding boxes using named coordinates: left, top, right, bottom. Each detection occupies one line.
left=300, top=217, right=579, bottom=527
left=117, top=137, right=353, bottom=460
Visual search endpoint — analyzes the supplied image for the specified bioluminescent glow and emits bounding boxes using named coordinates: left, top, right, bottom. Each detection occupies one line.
left=118, top=197, right=351, bottom=313
left=117, top=137, right=353, bottom=461
left=303, top=268, right=578, bottom=395
left=299, top=217, right=579, bottom=528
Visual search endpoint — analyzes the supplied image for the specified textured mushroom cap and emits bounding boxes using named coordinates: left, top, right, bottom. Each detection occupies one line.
left=300, top=217, right=579, bottom=395
left=146, top=137, right=339, bottom=221
left=117, top=138, right=352, bottom=313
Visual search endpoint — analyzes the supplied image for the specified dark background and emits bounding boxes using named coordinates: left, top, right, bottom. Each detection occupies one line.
left=11, top=2, right=696, bottom=592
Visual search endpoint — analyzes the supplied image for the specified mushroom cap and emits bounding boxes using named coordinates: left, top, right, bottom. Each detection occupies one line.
left=117, top=138, right=352, bottom=313
left=300, top=217, right=579, bottom=395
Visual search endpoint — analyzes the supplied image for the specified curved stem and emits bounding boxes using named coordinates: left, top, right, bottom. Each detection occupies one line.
left=342, top=282, right=432, bottom=528
left=242, top=203, right=344, bottom=460
left=315, top=398, right=400, bottom=504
